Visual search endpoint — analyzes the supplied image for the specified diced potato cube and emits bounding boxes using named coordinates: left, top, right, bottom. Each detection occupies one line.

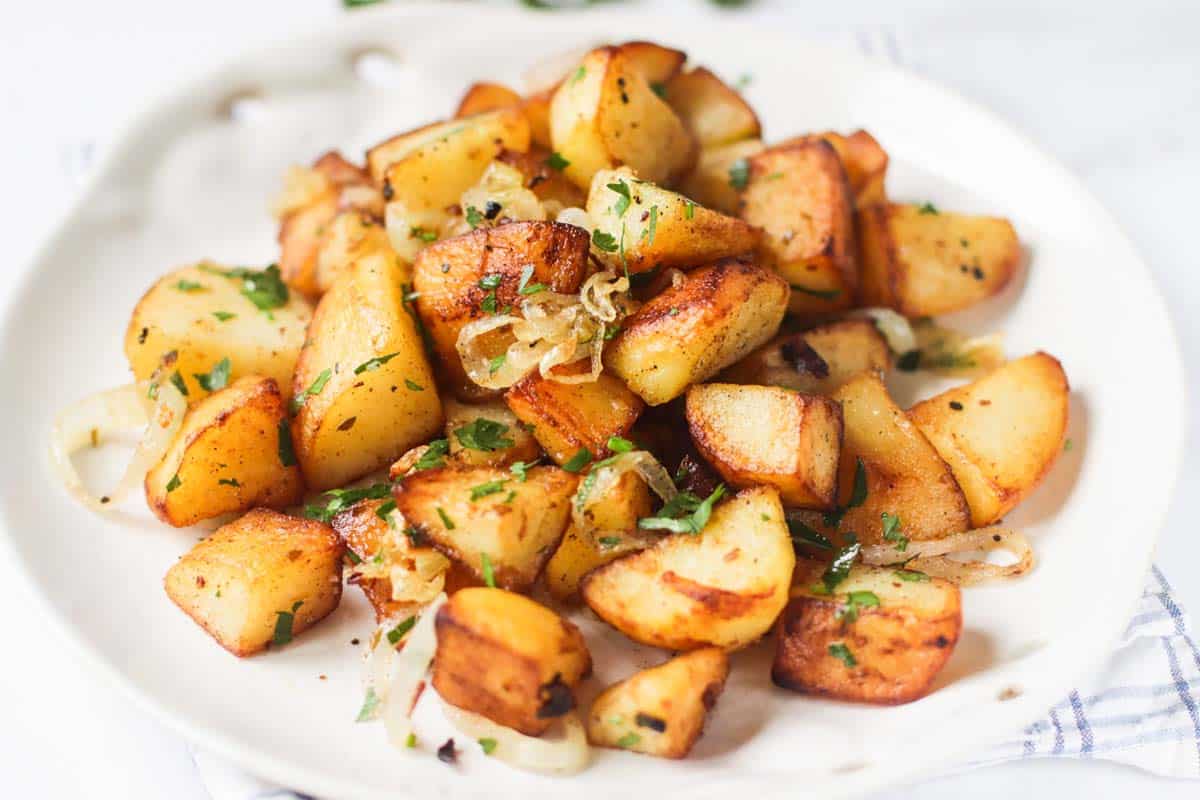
left=721, top=318, right=891, bottom=394
left=444, top=397, right=541, bottom=467
left=664, top=67, right=760, bottom=148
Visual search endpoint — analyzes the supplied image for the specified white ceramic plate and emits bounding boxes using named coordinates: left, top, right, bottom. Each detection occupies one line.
left=0, top=4, right=1185, bottom=799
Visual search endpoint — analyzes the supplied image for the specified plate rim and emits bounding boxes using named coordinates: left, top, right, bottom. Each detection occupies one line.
left=0, top=3, right=1187, bottom=798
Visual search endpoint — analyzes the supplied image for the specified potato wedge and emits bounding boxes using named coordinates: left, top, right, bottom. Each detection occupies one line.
left=586, top=168, right=759, bottom=273
left=125, top=263, right=313, bottom=402
left=721, top=318, right=891, bottom=394
left=908, top=352, right=1069, bottom=527
left=504, top=369, right=644, bottom=466
left=586, top=647, right=728, bottom=758
left=412, top=221, right=590, bottom=398
left=444, top=397, right=541, bottom=468
left=549, top=45, right=695, bottom=189
left=772, top=561, right=961, bottom=704
left=291, top=250, right=443, bottom=491
left=163, top=509, right=342, bottom=657
left=312, top=211, right=392, bottom=296
left=790, top=373, right=971, bottom=546
left=433, top=587, right=591, bottom=736
left=277, top=196, right=338, bottom=298
left=605, top=257, right=788, bottom=405
left=686, top=383, right=842, bottom=509
left=394, top=465, right=577, bottom=591
left=145, top=376, right=304, bottom=527
left=496, top=147, right=587, bottom=210
left=545, top=470, right=655, bottom=603
left=582, top=486, right=794, bottom=650
left=454, top=81, right=523, bottom=118
left=665, top=67, right=760, bottom=148
left=856, top=203, right=1020, bottom=316
left=678, top=138, right=764, bottom=215
left=740, top=139, right=857, bottom=313
left=786, top=131, right=889, bottom=208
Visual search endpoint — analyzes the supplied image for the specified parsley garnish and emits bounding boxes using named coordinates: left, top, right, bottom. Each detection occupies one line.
left=165, top=473, right=182, bottom=492
left=570, top=65, right=586, bottom=84
left=218, top=478, right=241, bottom=488
left=470, top=480, right=508, bottom=501
left=728, top=158, right=750, bottom=189
left=454, top=418, right=514, bottom=452
left=606, top=435, right=634, bottom=453
left=169, top=371, right=189, bottom=397
left=479, top=273, right=503, bottom=290
left=562, top=447, right=592, bottom=473
left=355, top=688, right=381, bottom=722
left=480, top=552, right=496, bottom=587
left=277, top=419, right=297, bottom=466
left=436, top=507, right=456, bottom=530
left=592, top=230, right=619, bottom=253
left=836, top=590, right=881, bottom=624
left=413, top=439, right=450, bottom=471
left=824, top=458, right=867, bottom=527
left=684, top=200, right=695, bottom=219
left=303, top=483, right=391, bottom=523
left=478, top=737, right=498, bottom=755
left=517, top=264, right=547, bottom=296
left=212, top=311, right=236, bottom=321
left=272, top=600, right=303, bottom=646
left=405, top=732, right=417, bottom=748
left=828, top=642, right=856, bottom=667
left=790, top=284, right=841, bottom=300
left=510, top=460, right=533, bottom=482
left=649, top=81, right=667, bottom=98
left=917, top=202, right=939, bottom=215
left=404, top=378, right=424, bottom=391
left=375, top=499, right=397, bottom=522
left=616, top=732, right=641, bottom=749
left=787, top=515, right=833, bottom=550
left=488, top=353, right=506, bottom=375
left=881, top=511, right=908, bottom=551
left=354, top=352, right=400, bottom=374
left=465, top=205, right=484, bottom=229
left=173, top=279, right=205, bottom=292
left=894, top=569, right=930, bottom=582
left=638, top=484, right=726, bottom=535
left=817, top=537, right=861, bottom=595
left=410, top=226, right=438, bottom=242
left=291, top=368, right=331, bottom=413
left=223, top=264, right=289, bottom=313
left=607, top=180, right=632, bottom=217
left=194, top=357, right=231, bottom=392
left=545, top=152, right=570, bottom=171
left=598, top=536, right=621, bottom=547
left=644, top=205, right=659, bottom=246
left=386, top=616, right=417, bottom=645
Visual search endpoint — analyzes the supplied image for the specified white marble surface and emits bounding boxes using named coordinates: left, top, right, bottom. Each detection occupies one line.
left=0, top=1, right=1197, bottom=797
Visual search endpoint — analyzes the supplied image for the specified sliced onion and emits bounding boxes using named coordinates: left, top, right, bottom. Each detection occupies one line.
left=861, top=527, right=1034, bottom=585
left=364, top=593, right=446, bottom=747
left=50, top=379, right=187, bottom=512
left=442, top=703, right=590, bottom=775
left=913, top=319, right=1007, bottom=375
left=851, top=307, right=916, bottom=355
left=555, top=206, right=593, bottom=230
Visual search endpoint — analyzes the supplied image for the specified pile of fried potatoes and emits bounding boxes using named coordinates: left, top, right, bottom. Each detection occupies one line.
left=111, top=40, right=1071, bottom=764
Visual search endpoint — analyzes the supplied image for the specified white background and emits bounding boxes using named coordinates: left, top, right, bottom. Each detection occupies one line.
left=0, top=0, right=1196, bottom=797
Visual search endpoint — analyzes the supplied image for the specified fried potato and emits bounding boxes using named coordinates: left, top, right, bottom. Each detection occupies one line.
left=740, top=139, right=857, bottom=313
left=394, top=465, right=577, bottom=591
left=721, top=318, right=891, bottom=394
left=856, top=203, right=1020, bottom=316
left=549, top=45, right=695, bottom=189
left=772, top=561, right=961, bottom=704
left=433, top=587, right=591, bottom=736
left=312, top=211, right=392, bottom=295
left=545, top=470, right=655, bottom=603
left=124, top=263, right=313, bottom=402
left=522, top=88, right=555, bottom=150
left=444, top=397, right=541, bottom=468
left=496, top=148, right=587, bottom=209
left=278, top=196, right=338, bottom=298
left=163, top=509, right=342, bottom=657
left=586, top=168, right=759, bottom=273
left=454, top=81, right=523, bottom=118
left=586, top=647, right=728, bottom=758
left=678, top=138, right=764, bottom=215
left=145, top=376, right=304, bottom=527
left=582, top=486, right=794, bottom=650
left=664, top=67, right=760, bottom=148
left=412, top=221, right=590, bottom=399
left=787, top=131, right=889, bottom=208
left=605, top=258, right=789, bottom=405
left=504, top=368, right=644, bottom=466
left=291, top=250, right=443, bottom=491
left=908, top=352, right=1069, bottom=527
left=789, top=373, right=971, bottom=546
left=686, top=383, right=842, bottom=509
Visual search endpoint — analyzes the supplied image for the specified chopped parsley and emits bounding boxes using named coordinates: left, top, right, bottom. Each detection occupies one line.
left=649, top=81, right=667, bottom=98
left=470, top=479, right=508, bottom=501
left=828, top=642, right=856, bottom=667
left=645, top=205, right=659, bottom=245
left=616, top=732, right=641, bottom=749
left=212, top=310, right=236, bottom=321
left=592, top=229, right=619, bottom=253
left=354, top=352, right=400, bottom=374
left=224, top=264, right=289, bottom=313
left=386, top=616, right=417, bottom=645
left=824, top=458, right=868, bottom=527
left=173, top=279, right=206, bottom=292
left=218, top=478, right=241, bottom=488
left=598, top=536, right=621, bottom=548
left=355, top=688, right=381, bottom=722
left=606, top=435, right=634, bottom=453
left=789, top=284, right=841, bottom=300
left=638, top=484, right=726, bottom=535
left=455, top=418, right=514, bottom=452
left=817, top=536, right=861, bottom=594
left=728, top=158, right=750, bottom=189
left=479, top=273, right=503, bottom=290
left=411, top=226, right=438, bottom=243
left=478, top=737, right=498, bottom=755
left=545, top=152, right=570, bottom=171
left=404, top=378, right=424, bottom=391
left=272, top=600, right=303, bottom=647
left=304, top=483, right=391, bottom=523
left=561, top=447, right=592, bottom=473
left=510, top=460, right=534, bottom=482
left=836, top=590, right=881, bottom=624
left=169, top=371, right=189, bottom=397
left=881, top=511, right=908, bottom=552
left=787, top=516, right=833, bottom=550
left=517, top=264, right=547, bottom=296
left=480, top=552, right=496, bottom=587
left=413, top=439, right=450, bottom=471
left=570, top=65, right=586, bottom=84
left=436, top=507, right=456, bottom=530
left=684, top=200, right=695, bottom=219
left=291, top=368, right=331, bottom=413
left=165, top=473, right=182, bottom=492
left=194, top=357, right=232, bottom=392
left=894, top=569, right=930, bottom=582
left=607, top=180, right=632, bottom=217
left=1064, top=438, right=1074, bottom=452
left=376, top=499, right=397, bottom=523
left=465, top=205, right=484, bottom=229
left=405, top=732, right=417, bottom=748
left=917, top=202, right=939, bottom=215
left=277, top=419, right=297, bottom=466
left=488, top=353, right=506, bottom=374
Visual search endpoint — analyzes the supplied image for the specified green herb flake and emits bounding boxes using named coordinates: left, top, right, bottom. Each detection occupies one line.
left=227, top=264, right=289, bottom=313
left=478, top=273, right=503, bottom=291
left=304, top=483, right=392, bottom=523
left=592, top=229, right=619, bottom=253
left=562, top=447, right=593, bottom=473
left=787, top=516, right=832, bottom=550
left=470, top=479, right=508, bottom=501
left=480, top=552, right=496, bottom=587
left=917, top=202, right=939, bottom=215
left=386, top=616, right=417, bottom=645
left=606, top=435, right=634, bottom=453
left=684, top=200, right=695, bottom=219
left=836, top=590, right=881, bottom=624
left=1064, top=438, right=1074, bottom=452
left=291, top=367, right=332, bottom=413
left=212, top=311, right=236, bottom=321
left=194, top=357, right=232, bottom=392
left=570, top=65, right=586, bottom=85
left=638, top=484, right=727, bottom=535
left=616, top=732, right=641, bottom=749
left=376, top=499, right=397, bottom=522
left=509, top=460, right=533, bottom=482
left=728, top=158, right=750, bottom=189
left=881, top=511, right=908, bottom=552
left=607, top=180, right=632, bottom=217
left=437, top=507, right=456, bottom=530
left=169, top=371, right=189, bottom=397
left=272, top=600, right=303, bottom=647
left=598, top=536, right=621, bottom=548
left=479, top=737, right=498, bottom=755
left=354, top=352, right=400, bottom=374
left=355, top=687, right=381, bottom=722
left=820, top=538, right=861, bottom=594
left=488, top=353, right=506, bottom=375
left=828, top=642, right=857, bottom=667
left=894, top=569, right=930, bottom=583
left=218, top=478, right=241, bottom=488
left=405, top=732, right=418, bottom=748
left=454, top=418, right=514, bottom=452
left=413, top=439, right=450, bottom=471
left=173, top=279, right=206, bottom=292
left=517, top=264, right=547, bottom=296
left=545, top=152, right=570, bottom=171
left=824, top=458, right=867, bottom=527
left=411, top=226, right=438, bottom=243
left=649, top=81, right=668, bottom=98
left=277, top=419, right=297, bottom=466
left=166, top=473, right=182, bottom=492
left=465, top=205, right=484, bottom=229
left=645, top=205, right=659, bottom=245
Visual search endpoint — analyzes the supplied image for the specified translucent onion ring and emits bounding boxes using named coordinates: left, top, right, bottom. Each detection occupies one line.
left=850, top=307, right=916, bottom=355
left=367, top=593, right=446, bottom=748
left=441, top=703, right=590, bottom=775
left=861, top=527, right=1035, bottom=585
left=570, top=450, right=679, bottom=541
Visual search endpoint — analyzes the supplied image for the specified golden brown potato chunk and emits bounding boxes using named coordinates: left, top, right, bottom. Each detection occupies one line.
left=587, top=647, right=728, bottom=758
left=605, top=257, right=789, bottom=405
left=772, top=561, right=961, bottom=704
left=686, top=383, right=843, bottom=509
left=291, top=250, right=443, bottom=491
left=582, top=486, right=794, bottom=651
left=495, top=148, right=587, bottom=210
left=454, top=81, right=523, bottom=118
left=412, top=221, right=590, bottom=399
left=908, top=352, right=1069, bottom=527
left=394, top=465, right=577, bottom=591
left=145, top=376, right=303, bottom=527
left=124, top=263, right=313, bottom=403
left=721, top=318, right=891, bottom=394
left=678, top=138, right=764, bottom=215
left=163, top=509, right=343, bottom=657
left=549, top=44, right=695, bottom=189
left=664, top=67, right=760, bottom=148
left=444, top=398, right=541, bottom=468
left=433, top=587, right=591, bottom=735
left=504, top=369, right=644, bottom=466
left=789, top=372, right=971, bottom=547
left=856, top=203, right=1020, bottom=316
left=787, top=131, right=889, bottom=208
left=586, top=168, right=759, bottom=274
left=312, top=211, right=392, bottom=296
left=739, top=140, right=857, bottom=313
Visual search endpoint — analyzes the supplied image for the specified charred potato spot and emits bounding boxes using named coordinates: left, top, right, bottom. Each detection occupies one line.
left=721, top=318, right=891, bottom=394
